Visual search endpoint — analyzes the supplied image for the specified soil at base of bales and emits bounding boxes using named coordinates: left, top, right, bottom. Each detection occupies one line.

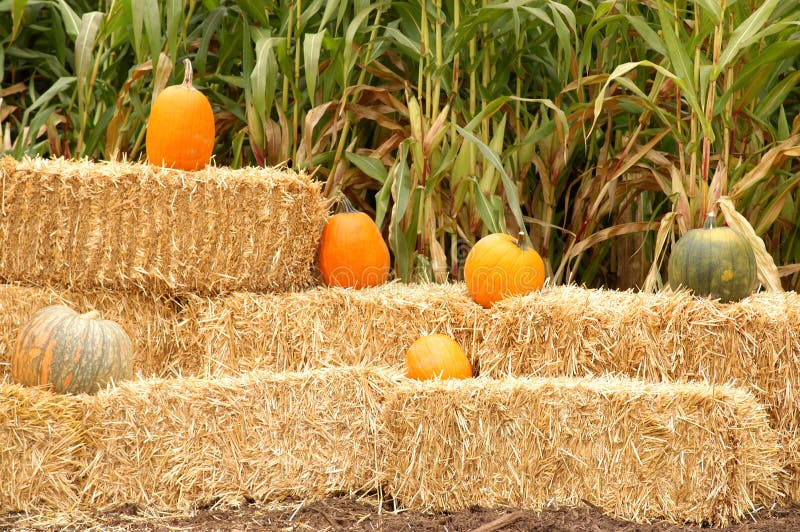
left=4, top=498, right=800, bottom=531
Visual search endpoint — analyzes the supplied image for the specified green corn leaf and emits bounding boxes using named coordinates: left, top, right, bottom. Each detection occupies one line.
left=318, top=0, right=340, bottom=29
left=10, top=0, right=26, bottom=42
left=382, top=26, right=420, bottom=57
left=251, top=32, right=280, bottom=124
left=694, top=0, right=723, bottom=25
left=625, top=15, right=666, bottom=57
left=654, top=0, right=694, bottom=91
left=142, top=0, right=162, bottom=63
left=374, top=167, right=394, bottom=229
left=389, top=144, right=412, bottom=227
left=130, top=0, right=145, bottom=61
left=724, top=40, right=800, bottom=103
left=456, top=123, right=527, bottom=244
left=591, top=60, right=709, bottom=140
left=345, top=152, right=388, bottom=184
left=22, top=76, right=75, bottom=117
left=343, top=3, right=383, bottom=81
left=462, top=97, right=510, bottom=133
left=195, top=8, right=225, bottom=76
left=75, top=12, right=103, bottom=98
left=388, top=145, right=418, bottom=281
left=299, top=0, right=325, bottom=29
left=236, top=0, right=270, bottom=26
left=777, top=106, right=790, bottom=140
left=715, top=0, right=779, bottom=79
left=54, top=0, right=81, bottom=41
left=754, top=174, right=800, bottom=235
left=165, top=0, right=182, bottom=66
left=304, top=31, right=325, bottom=102
left=548, top=6, right=571, bottom=62
left=755, top=70, right=800, bottom=120
left=16, top=104, right=57, bottom=156
left=549, top=1, right=576, bottom=29
left=469, top=178, right=503, bottom=235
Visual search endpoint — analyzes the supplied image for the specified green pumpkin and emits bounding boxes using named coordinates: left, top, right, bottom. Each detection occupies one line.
left=11, top=305, right=133, bottom=394
left=667, top=213, right=757, bottom=303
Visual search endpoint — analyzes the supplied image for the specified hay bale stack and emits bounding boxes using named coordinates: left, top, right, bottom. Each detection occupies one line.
left=383, top=375, right=782, bottom=526
left=0, top=156, right=327, bottom=296
left=0, top=383, right=91, bottom=513
left=479, top=285, right=800, bottom=499
left=0, top=366, right=393, bottom=514
left=176, top=282, right=485, bottom=376
left=0, top=283, right=180, bottom=380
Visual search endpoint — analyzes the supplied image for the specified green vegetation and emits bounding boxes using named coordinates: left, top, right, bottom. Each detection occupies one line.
left=2, top=0, right=800, bottom=290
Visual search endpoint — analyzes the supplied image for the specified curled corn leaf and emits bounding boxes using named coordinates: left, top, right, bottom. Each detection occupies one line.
left=718, top=196, right=782, bottom=292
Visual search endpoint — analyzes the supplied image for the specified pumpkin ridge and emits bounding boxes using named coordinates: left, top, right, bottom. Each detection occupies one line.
left=16, top=308, right=63, bottom=385
left=66, top=317, right=92, bottom=393
left=50, top=313, right=85, bottom=392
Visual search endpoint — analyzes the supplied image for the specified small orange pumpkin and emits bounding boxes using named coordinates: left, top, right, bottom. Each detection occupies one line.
left=146, top=58, right=215, bottom=170
left=11, top=305, right=133, bottom=395
left=464, top=232, right=545, bottom=308
left=317, top=211, right=391, bottom=288
left=406, top=334, right=472, bottom=380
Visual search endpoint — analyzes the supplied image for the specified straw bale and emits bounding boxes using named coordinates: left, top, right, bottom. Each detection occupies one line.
left=383, top=375, right=782, bottom=526
left=77, top=366, right=395, bottom=513
left=0, top=156, right=327, bottom=296
left=0, top=283, right=180, bottom=380
left=479, top=285, right=800, bottom=500
left=0, top=382, right=91, bottom=513
left=175, top=282, right=486, bottom=377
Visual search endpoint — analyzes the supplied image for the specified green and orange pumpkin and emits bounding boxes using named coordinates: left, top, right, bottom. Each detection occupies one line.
left=11, top=305, right=134, bottom=394
left=667, top=213, right=757, bottom=303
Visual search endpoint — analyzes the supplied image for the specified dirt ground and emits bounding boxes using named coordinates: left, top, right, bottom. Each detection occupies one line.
left=4, top=498, right=800, bottom=531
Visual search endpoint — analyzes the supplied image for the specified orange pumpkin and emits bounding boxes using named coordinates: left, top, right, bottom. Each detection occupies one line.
left=464, top=233, right=545, bottom=308
left=317, top=211, right=391, bottom=288
left=146, top=58, right=215, bottom=170
left=405, top=334, right=472, bottom=380
left=11, top=305, right=133, bottom=395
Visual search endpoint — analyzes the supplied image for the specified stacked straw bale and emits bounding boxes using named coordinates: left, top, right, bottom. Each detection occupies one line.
left=1, top=366, right=396, bottom=515
left=479, top=285, right=800, bottom=499
left=0, top=156, right=327, bottom=296
left=0, top=384, right=91, bottom=513
left=176, top=282, right=486, bottom=376
left=0, top=283, right=180, bottom=380
left=383, top=375, right=782, bottom=526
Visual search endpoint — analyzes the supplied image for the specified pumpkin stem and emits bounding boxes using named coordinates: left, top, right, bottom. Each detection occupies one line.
left=182, top=58, right=193, bottom=88
left=337, top=193, right=358, bottom=214
left=79, top=310, right=101, bottom=321
left=516, top=231, right=533, bottom=251
left=703, top=212, right=717, bottom=230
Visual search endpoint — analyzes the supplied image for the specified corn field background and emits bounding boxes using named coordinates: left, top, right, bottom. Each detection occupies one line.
left=2, top=0, right=800, bottom=291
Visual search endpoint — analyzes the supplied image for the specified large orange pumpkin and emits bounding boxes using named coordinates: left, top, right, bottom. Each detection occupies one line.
left=146, top=58, right=215, bottom=170
left=11, top=305, right=134, bottom=395
left=464, top=233, right=545, bottom=308
left=317, top=211, right=391, bottom=288
left=405, top=334, right=472, bottom=380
